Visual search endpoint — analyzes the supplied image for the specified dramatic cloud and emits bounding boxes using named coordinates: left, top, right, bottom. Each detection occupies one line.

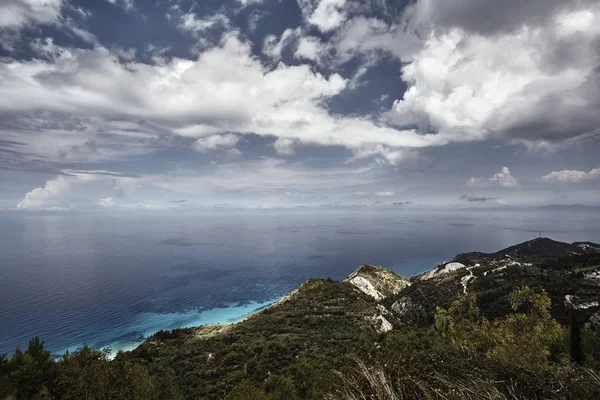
left=0, top=32, right=448, bottom=167
left=540, top=167, right=600, bottom=184
left=2, top=0, right=599, bottom=209
left=386, top=0, right=600, bottom=144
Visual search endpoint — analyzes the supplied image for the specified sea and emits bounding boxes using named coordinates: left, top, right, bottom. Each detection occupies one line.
left=1, top=209, right=599, bottom=356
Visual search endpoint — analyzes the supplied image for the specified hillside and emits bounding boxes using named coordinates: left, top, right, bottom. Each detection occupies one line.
left=123, top=238, right=600, bottom=399
left=2, top=238, right=600, bottom=399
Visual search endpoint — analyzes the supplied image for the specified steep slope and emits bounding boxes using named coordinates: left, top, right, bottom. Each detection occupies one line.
left=392, top=238, right=600, bottom=325
left=125, top=238, right=600, bottom=399
left=129, top=275, right=409, bottom=399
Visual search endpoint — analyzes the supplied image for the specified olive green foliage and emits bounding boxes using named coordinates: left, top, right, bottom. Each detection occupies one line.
left=1, top=338, right=56, bottom=400
left=336, top=288, right=599, bottom=400
left=266, top=376, right=301, bottom=400
left=582, top=329, right=600, bottom=369
left=224, top=380, right=267, bottom=400
left=223, top=378, right=301, bottom=400
left=0, top=339, right=181, bottom=400
left=469, top=254, right=600, bottom=325
left=127, top=279, right=380, bottom=399
left=435, top=287, right=564, bottom=367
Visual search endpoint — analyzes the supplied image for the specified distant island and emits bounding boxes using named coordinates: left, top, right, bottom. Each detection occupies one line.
left=2, top=238, right=600, bottom=399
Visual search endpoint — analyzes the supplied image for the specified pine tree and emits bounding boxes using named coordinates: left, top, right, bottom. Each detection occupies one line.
left=570, top=307, right=584, bottom=365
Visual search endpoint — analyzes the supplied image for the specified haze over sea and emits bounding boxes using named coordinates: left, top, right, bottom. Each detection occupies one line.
left=1, top=209, right=599, bottom=356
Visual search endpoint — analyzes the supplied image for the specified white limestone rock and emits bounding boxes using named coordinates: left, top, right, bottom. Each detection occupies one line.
left=344, top=264, right=411, bottom=300
left=420, top=262, right=467, bottom=281
left=347, top=276, right=384, bottom=301
left=391, top=296, right=414, bottom=316
left=371, top=314, right=393, bottom=333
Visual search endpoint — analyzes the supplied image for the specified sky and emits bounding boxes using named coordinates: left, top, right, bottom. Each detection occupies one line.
left=0, top=0, right=599, bottom=211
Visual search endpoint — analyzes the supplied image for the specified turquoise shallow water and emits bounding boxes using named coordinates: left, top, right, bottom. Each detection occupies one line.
left=56, top=299, right=279, bottom=356
left=1, top=209, right=599, bottom=356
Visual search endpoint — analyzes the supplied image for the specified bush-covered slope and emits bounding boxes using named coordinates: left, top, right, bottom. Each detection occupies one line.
left=2, top=238, right=600, bottom=399
left=395, top=238, right=600, bottom=326
left=128, top=278, right=387, bottom=399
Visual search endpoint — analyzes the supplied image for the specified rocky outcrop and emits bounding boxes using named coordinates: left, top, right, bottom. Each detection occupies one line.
left=344, top=264, right=410, bottom=300
left=370, top=314, right=393, bottom=333
left=419, top=262, right=467, bottom=281
left=391, top=296, right=420, bottom=316
left=347, top=275, right=385, bottom=300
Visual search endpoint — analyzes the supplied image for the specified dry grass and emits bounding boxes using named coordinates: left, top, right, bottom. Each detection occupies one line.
left=329, top=355, right=600, bottom=400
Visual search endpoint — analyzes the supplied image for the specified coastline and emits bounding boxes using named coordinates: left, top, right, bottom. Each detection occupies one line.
left=53, top=298, right=282, bottom=359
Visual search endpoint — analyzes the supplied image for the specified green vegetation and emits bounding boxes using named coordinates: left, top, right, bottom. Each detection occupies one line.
left=435, top=286, right=564, bottom=366
left=571, top=308, right=585, bottom=366
left=2, top=238, right=600, bottom=399
left=0, top=339, right=181, bottom=400
left=127, top=278, right=379, bottom=399
left=337, top=288, right=599, bottom=400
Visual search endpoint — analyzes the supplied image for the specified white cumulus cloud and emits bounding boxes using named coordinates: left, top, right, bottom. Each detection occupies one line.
left=17, top=175, right=71, bottom=209
left=299, top=0, right=349, bottom=33
left=490, top=167, right=520, bottom=188
left=540, top=167, right=600, bottom=184
left=386, top=1, right=600, bottom=144
left=0, top=31, right=444, bottom=167
left=467, top=167, right=520, bottom=189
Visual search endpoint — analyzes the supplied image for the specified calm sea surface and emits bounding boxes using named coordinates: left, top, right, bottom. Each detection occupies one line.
left=1, top=209, right=599, bottom=356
